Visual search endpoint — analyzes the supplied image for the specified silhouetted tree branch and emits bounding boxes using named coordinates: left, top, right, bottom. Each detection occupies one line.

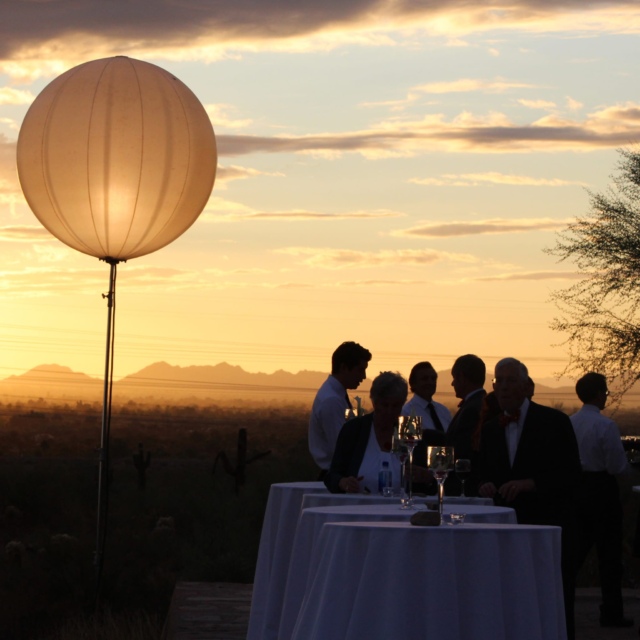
left=547, top=147, right=640, bottom=403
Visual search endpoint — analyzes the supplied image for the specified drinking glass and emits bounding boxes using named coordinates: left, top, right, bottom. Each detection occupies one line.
left=454, top=458, right=471, bottom=497
left=391, top=433, right=409, bottom=508
left=398, top=415, right=422, bottom=508
left=427, top=446, right=455, bottom=523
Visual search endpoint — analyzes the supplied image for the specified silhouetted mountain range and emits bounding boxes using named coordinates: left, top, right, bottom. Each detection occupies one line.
left=0, top=361, right=589, bottom=409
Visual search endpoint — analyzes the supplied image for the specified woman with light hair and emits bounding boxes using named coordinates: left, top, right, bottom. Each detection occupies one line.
left=325, top=371, right=431, bottom=494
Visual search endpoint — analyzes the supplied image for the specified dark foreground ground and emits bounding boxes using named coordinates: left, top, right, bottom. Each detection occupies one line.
left=162, top=582, right=640, bottom=640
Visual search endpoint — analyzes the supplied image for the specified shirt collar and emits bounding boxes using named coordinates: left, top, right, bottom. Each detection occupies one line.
left=581, top=403, right=601, bottom=414
left=464, top=388, right=485, bottom=402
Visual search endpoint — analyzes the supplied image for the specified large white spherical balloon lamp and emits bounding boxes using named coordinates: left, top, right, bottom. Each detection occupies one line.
left=16, top=56, right=217, bottom=604
left=17, top=55, right=216, bottom=260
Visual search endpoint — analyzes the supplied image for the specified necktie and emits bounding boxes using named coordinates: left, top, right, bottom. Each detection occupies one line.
left=345, top=393, right=353, bottom=409
left=499, top=410, right=520, bottom=428
left=427, top=402, right=445, bottom=432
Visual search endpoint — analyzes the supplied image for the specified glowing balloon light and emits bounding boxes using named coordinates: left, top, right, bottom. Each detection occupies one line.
left=16, top=56, right=217, bottom=606
left=17, top=55, right=217, bottom=261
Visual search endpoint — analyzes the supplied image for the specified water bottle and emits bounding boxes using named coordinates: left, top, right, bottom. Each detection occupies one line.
left=378, top=460, right=392, bottom=496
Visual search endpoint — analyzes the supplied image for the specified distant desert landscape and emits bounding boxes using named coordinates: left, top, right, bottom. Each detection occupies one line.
left=0, top=361, right=619, bottom=412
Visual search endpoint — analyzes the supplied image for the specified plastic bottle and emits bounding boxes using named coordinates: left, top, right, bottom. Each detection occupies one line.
left=378, top=460, right=392, bottom=496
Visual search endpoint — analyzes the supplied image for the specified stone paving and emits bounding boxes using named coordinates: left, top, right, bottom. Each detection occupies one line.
left=163, top=582, right=640, bottom=640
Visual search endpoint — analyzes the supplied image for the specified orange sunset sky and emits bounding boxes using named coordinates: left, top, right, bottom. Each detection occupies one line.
left=1, top=1, right=640, bottom=385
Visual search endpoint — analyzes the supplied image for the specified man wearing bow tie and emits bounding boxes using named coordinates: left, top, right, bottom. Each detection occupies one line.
left=478, top=357, right=581, bottom=640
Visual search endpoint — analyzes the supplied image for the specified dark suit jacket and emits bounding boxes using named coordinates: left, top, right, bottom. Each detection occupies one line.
left=446, top=389, right=486, bottom=460
left=324, top=414, right=374, bottom=493
left=444, top=389, right=486, bottom=495
left=478, top=401, right=581, bottom=527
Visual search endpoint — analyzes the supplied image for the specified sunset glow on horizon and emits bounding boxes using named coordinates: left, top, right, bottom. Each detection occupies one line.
left=1, top=1, right=639, bottom=385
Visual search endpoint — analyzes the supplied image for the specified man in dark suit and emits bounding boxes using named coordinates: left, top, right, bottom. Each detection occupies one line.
left=478, top=357, right=581, bottom=640
left=445, top=354, right=486, bottom=495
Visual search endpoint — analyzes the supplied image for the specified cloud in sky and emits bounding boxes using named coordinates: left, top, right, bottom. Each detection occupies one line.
left=475, top=270, right=583, bottom=282
left=204, top=104, right=253, bottom=130
left=2, top=2, right=640, bottom=81
left=518, top=99, right=556, bottom=110
left=0, top=263, right=273, bottom=296
left=362, top=77, right=538, bottom=112
left=0, top=225, right=54, bottom=242
left=201, top=196, right=404, bottom=221
left=393, top=218, right=570, bottom=239
left=276, top=247, right=477, bottom=269
left=414, top=78, right=535, bottom=94
left=408, top=172, right=586, bottom=187
left=216, top=102, right=640, bottom=157
left=216, top=165, right=284, bottom=188
left=0, top=87, right=35, bottom=106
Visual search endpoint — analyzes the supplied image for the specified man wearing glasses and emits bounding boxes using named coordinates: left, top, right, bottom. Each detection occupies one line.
left=570, top=373, right=632, bottom=629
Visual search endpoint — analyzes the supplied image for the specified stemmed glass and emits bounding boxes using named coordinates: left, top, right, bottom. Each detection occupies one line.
left=391, top=433, right=409, bottom=508
left=398, top=415, right=422, bottom=508
left=427, top=446, right=455, bottom=523
left=455, top=458, right=471, bottom=497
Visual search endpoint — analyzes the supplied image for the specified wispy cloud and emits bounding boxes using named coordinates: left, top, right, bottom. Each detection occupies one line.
left=205, top=104, right=253, bottom=130
left=244, top=210, right=403, bottom=221
left=475, top=270, right=583, bottom=281
left=392, top=218, right=570, bottom=239
left=276, top=247, right=477, bottom=269
left=362, top=78, right=537, bottom=112
left=0, top=263, right=273, bottom=296
left=217, top=101, right=640, bottom=157
left=566, top=96, right=583, bottom=111
left=0, top=87, right=35, bottom=105
left=216, top=164, right=284, bottom=187
left=0, top=225, right=54, bottom=242
left=408, top=172, right=586, bottom=187
left=414, top=78, right=535, bottom=94
left=202, top=196, right=404, bottom=221
left=517, top=99, right=556, bottom=110
left=2, top=2, right=640, bottom=80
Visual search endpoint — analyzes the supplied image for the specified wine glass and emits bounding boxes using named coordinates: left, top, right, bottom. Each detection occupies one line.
left=391, top=433, right=409, bottom=508
left=455, top=458, right=471, bottom=497
left=427, top=446, right=455, bottom=523
left=398, top=415, right=422, bottom=508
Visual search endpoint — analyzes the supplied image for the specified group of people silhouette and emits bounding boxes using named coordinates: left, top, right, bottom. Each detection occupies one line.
left=308, top=341, right=633, bottom=640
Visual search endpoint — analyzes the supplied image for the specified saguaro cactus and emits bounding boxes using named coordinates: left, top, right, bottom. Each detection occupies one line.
left=213, top=428, right=270, bottom=494
left=133, top=442, right=151, bottom=489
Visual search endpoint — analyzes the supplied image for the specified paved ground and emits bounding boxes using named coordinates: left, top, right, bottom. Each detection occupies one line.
left=576, top=589, right=640, bottom=640
left=163, top=582, right=640, bottom=640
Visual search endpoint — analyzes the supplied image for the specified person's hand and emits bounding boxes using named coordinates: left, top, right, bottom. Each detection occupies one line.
left=498, top=479, right=535, bottom=502
left=478, top=482, right=497, bottom=498
left=411, top=466, right=434, bottom=484
left=339, top=476, right=363, bottom=493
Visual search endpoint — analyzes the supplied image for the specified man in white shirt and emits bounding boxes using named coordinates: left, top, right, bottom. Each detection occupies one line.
left=570, top=372, right=632, bottom=629
left=309, top=341, right=372, bottom=476
left=402, top=361, right=451, bottom=435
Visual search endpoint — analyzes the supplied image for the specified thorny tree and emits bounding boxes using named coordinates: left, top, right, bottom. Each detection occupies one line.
left=548, top=147, right=640, bottom=403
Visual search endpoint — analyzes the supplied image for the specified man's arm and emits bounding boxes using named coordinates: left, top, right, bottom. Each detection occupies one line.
left=318, top=394, right=348, bottom=455
left=603, top=420, right=630, bottom=476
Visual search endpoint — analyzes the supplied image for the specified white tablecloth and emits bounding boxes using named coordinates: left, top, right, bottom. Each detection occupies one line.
left=301, top=492, right=493, bottom=510
left=278, top=504, right=517, bottom=640
left=247, top=481, right=327, bottom=640
left=291, top=521, right=566, bottom=640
